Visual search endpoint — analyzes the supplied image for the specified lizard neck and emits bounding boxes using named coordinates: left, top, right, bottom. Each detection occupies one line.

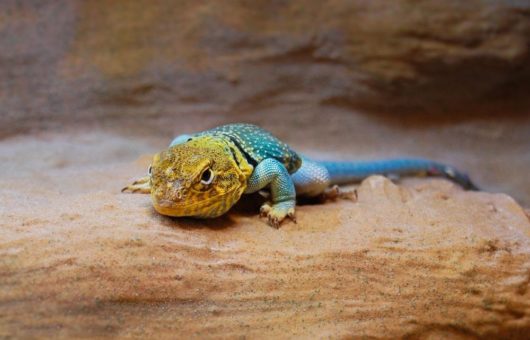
left=219, top=136, right=254, bottom=185
left=205, top=136, right=254, bottom=214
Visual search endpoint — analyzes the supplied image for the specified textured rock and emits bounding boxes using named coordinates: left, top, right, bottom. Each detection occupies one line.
left=1, top=2, right=530, bottom=334
left=1, top=0, right=530, bottom=134
left=1, top=131, right=529, bottom=338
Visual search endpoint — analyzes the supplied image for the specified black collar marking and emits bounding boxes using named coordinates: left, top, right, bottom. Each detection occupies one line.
left=224, top=135, right=258, bottom=167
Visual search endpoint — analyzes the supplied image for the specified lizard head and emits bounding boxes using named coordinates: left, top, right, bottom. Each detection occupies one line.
left=149, top=136, right=250, bottom=218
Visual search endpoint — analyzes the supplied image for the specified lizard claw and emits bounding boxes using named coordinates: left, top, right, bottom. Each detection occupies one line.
left=322, top=185, right=357, bottom=202
left=259, top=201, right=296, bottom=228
left=288, top=211, right=297, bottom=224
left=259, top=202, right=272, bottom=217
left=122, top=176, right=151, bottom=194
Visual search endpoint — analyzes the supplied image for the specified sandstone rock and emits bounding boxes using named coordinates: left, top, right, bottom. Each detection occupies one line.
left=1, top=131, right=529, bottom=338
left=2, top=2, right=530, bottom=336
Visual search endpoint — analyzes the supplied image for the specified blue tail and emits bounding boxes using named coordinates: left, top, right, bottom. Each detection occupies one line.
left=318, top=158, right=478, bottom=190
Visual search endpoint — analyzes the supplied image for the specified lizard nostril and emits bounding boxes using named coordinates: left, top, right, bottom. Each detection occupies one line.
left=176, top=190, right=182, bottom=200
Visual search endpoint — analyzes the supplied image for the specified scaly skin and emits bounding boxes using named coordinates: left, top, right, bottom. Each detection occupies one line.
left=123, top=123, right=477, bottom=227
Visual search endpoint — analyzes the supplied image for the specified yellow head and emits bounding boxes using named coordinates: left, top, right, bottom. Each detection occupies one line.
left=149, top=136, right=252, bottom=218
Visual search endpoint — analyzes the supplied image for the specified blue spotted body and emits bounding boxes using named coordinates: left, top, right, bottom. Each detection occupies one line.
left=160, top=123, right=477, bottom=227
left=196, top=124, right=302, bottom=173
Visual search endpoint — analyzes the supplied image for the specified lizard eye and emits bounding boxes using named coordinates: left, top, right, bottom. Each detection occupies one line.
left=148, top=165, right=152, bottom=176
left=200, top=168, right=214, bottom=185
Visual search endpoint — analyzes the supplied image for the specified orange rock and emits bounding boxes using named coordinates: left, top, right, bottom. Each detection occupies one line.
left=1, top=133, right=529, bottom=338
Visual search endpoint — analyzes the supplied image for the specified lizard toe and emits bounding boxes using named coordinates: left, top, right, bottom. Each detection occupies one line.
left=259, top=202, right=272, bottom=217
left=261, top=201, right=296, bottom=228
left=121, top=176, right=151, bottom=194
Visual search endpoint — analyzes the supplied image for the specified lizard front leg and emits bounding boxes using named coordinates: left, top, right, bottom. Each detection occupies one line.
left=122, top=175, right=151, bottom=194
left=123, top=162, right=153, bottom=194
left=244, top=159, right=296, bottom=228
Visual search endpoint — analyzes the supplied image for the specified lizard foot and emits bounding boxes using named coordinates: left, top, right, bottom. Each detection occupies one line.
left=322, top=185, right=357, bottom=202
left=121, top=176, right=151, bottom=194
left=259, top=201, right=296, bottom=228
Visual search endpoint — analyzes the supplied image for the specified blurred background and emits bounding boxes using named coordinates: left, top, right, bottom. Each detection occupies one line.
left=1, top=0, right=529, bottom=205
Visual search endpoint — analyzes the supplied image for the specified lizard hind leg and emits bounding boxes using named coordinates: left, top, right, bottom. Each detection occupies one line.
left=121, top=176, right=151, bottom=194
left=292, top=157, right=331, bottom=197
left=292, top=157, right=357, bottom=201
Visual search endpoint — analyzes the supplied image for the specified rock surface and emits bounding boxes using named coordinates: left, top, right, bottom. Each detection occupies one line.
left=2, top=2, right=530, bottom=335
left=1, top=0, right=530, bottom=133
left=1, top=131, right=530, bottom=338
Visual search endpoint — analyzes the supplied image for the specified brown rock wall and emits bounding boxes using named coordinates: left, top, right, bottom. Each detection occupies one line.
left=1, top=0, right=529, bottom=133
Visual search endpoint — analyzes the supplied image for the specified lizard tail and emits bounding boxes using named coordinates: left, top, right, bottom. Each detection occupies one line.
left=318, top=158, right=478, bottom=190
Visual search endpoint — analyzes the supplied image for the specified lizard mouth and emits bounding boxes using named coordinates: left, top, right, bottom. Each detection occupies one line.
left=151, top=187, right=242, bottom=218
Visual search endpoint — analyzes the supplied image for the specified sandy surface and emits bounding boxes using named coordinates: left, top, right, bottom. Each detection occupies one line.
left=1, top=128, right=530, bottom=338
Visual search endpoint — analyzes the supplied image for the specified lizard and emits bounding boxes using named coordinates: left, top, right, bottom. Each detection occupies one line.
left=122, top=123, right=477, bottom=228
